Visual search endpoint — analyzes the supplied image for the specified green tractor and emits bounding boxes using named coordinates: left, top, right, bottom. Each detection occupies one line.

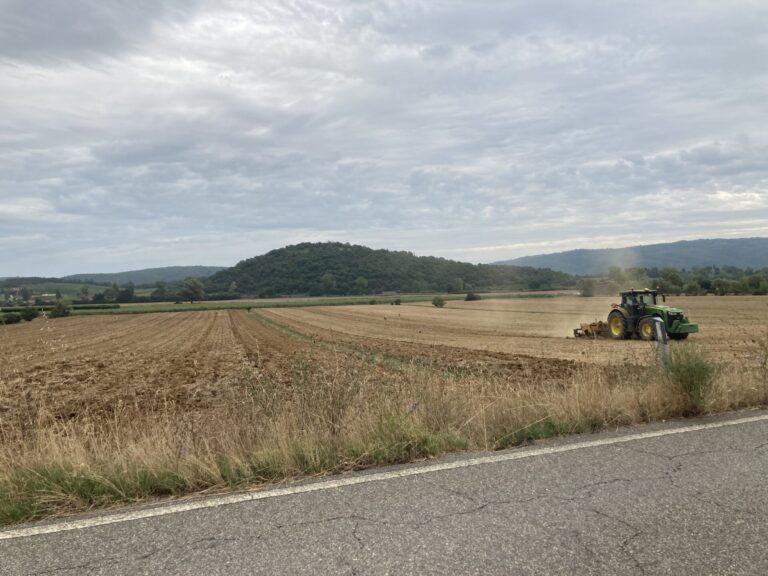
left=575, top=289, right=698, bottom=341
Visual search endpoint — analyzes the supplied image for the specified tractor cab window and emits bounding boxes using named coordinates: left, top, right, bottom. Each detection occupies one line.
left=622, top=294, right=639, bottom=307
left=623, top=293, right=656, bottom=308
left=638, top=293, right=656, bottom=305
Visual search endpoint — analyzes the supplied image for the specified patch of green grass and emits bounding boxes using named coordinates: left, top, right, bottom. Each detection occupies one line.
left=66, top=291, right=569, bottom=316
left=492, top=417, right=601, bottom=450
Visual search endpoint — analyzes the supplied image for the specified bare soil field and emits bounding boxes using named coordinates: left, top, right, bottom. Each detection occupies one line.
left=0, top=310, right=337, bottom=423
left=260, top=295, right=768, bottom=363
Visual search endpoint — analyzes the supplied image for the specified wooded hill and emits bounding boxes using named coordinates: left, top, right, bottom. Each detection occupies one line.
left=64, top=266, right=225, bottom=286
left=498, top=237, right=768, bottom=275
left=206, top=242, right=574, bottom=297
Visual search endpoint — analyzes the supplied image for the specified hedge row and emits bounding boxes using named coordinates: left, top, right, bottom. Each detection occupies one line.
left=0, top=303, right=120, bottom=312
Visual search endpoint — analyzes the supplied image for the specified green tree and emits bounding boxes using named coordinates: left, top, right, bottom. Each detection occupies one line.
left=661, top=268, right=683, bottom=289
left=432, top=296, right=446, bottom=308
left=19, top=287, right=31, bottom=302
left=683, top=281, right=702, bottom=295
left=104, top=283, right=120, bottom=302
left=228, top=281, right=238, bottom=294
left=449, top=278, right=464, bottom=293
left=117, top=282, right=135, bottom=303
left=576, top=279, right=596, bottom=297
left=179, top=277, right=205, bottom=303
left=48, top=301, right=71, bottom=318
left=78, top=286, right=90, bottom=301
left=151, top=281, right=167, bottom=300
left=320, top=272, right=337, bottom=293
left=354, top=276, right=368, bottom=294
left=19, top=307, right=40, bottom=321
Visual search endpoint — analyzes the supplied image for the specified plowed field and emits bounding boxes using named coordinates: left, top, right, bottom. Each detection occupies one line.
left=0, top=310, right=324, bottom=422
left=260, top=295, right=768, bottom=363
left=3, top=296, right=766, bottom=422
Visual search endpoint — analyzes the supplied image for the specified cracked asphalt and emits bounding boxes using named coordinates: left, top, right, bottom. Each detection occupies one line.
left=2, top=411, right=767, bottom=575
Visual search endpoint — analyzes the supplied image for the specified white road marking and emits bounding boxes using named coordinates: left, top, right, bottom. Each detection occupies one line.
left=2, top=413, right=767, bottom=541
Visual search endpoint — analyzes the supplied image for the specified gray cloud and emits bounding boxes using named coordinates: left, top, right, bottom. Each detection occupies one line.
left=1, top=0, right=767, bottom=276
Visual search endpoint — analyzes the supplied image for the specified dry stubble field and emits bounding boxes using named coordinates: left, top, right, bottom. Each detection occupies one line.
left=1, top=296, right=767, bottom=523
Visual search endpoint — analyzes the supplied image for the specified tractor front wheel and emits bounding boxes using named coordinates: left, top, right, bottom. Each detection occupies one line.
left=638, top=317, right=656, bottom=341
left=607, top=310, right=628, bottom=340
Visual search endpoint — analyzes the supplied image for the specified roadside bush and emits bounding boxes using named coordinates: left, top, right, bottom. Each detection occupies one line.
left=19, top=307, right=39, bottom=321
left=48, top=301, right=71, bottom=319
left=464, top=292, right=481, bottom=301
left=432, top=296, right=446, bottom=308
left=0, top=313, right=21, bottom=325
left=664, top=344, right=718, bottom=414
left=369, top=299, right=377, bottom=305
left=393, top=298, right=402, bottom=305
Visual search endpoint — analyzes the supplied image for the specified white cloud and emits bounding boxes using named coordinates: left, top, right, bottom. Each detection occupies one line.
left=1, top=0, right=767, bottom=275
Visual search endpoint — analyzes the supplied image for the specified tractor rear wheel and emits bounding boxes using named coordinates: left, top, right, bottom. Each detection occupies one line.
left=638, top=317, right=656, bottom=341
left=607, top=310, right=628, bottom=340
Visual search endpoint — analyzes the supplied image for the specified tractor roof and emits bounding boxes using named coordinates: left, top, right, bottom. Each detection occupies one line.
left=620, top=288, right=657, bottom=296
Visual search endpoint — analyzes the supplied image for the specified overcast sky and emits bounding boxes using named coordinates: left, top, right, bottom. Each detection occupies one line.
left=2, top=1, right=768, bottom=276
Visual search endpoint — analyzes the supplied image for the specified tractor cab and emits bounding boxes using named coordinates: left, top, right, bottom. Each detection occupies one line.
left=619, top=289, right=658, bottom=314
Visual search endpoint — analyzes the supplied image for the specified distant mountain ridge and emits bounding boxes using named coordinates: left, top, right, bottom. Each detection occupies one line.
left=206, top=242, right=573, bottom=296
left=497, top=238, right=768, bottom=275
left=64, top=266, right=226, bottom=286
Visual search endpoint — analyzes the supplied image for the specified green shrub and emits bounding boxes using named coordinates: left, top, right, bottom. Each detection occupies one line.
left=576, top=279, right=596, bottom=297
left=48, top=301, right=71, bottom=318
left=393, top=298, right=402, bottom=305
left=0, top=313, right=21, bottom=325
left=665, top=344, right=718, bottom=414
left=464, top=292, right=481, bottom=301
left=19, top=307, right=40, bottom=321
left=369, top=299, right=377, bottom=305
left=432, top=296, right=446, bottom=308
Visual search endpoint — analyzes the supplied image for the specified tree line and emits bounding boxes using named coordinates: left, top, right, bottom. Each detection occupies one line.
left=577, top=265, right=768, bottom=296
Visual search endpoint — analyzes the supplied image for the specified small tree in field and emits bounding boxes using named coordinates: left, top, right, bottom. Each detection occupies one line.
left=179, top=277, right=205, bottom=303
left=577, top=279, right=596, bottom=297
left=432, top=296, right=446, bottom=308
left=48, top=301, right=71, bottom=318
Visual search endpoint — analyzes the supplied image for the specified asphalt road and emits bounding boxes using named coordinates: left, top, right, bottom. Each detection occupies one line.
left=2, top=410, right=768, bottom=575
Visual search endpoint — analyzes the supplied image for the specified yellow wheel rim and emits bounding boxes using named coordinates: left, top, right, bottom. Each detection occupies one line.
left=610, top=316, right=623, bottom=335
left=641, top=322, right=653, bottom=339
